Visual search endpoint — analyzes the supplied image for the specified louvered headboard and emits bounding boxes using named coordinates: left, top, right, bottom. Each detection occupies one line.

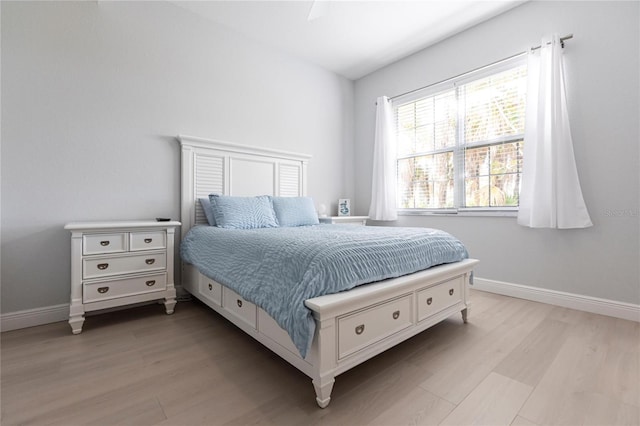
left=178, top=135, right=310, bottom=232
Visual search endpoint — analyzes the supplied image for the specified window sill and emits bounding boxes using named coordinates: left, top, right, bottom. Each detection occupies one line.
left=398, top=209, right=518, bottom=218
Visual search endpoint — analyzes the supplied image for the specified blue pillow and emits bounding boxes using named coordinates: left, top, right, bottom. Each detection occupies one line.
left=198, top=197, right=216, bottom=226
left=271, top=196, right=319, bottom=227
left=209, top=194, right=278, bottom=229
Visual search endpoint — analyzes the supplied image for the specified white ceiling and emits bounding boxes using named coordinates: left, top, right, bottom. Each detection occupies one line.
left=172, top=1, right=526, bottom=80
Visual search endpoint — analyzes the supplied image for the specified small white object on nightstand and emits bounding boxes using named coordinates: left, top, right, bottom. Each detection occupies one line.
left=318, top=216, right=369, bottom=226
left=64, top=220, right=181, bottom=334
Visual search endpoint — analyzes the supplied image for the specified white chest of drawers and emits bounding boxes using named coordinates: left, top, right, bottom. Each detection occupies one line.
left=64, top=220, right=181, bottom=334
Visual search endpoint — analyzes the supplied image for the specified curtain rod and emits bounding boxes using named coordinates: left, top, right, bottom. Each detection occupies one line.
left=532, top=33, right=573, bottom=50
left=386, top=34, right=574, bottom=102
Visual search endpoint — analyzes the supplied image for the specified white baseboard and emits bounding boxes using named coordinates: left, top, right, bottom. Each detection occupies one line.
left=0, top=300, right=170, bottom=332
left=1, top=304, right=69, bottom=332
left=474, top=277, right=640, bottom=322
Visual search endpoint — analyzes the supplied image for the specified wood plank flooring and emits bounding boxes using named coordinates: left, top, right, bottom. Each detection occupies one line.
left=2, top=289, right=638, bottom=425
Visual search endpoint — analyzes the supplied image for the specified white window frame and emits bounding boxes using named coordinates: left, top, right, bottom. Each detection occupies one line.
left=393, top=55, right=527, bottom=217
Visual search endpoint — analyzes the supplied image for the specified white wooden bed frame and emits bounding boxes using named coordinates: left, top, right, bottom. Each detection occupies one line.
left=177, top=135, right=479, bottom=408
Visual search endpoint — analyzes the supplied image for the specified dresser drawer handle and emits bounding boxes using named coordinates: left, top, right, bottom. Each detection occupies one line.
left=145, top=280, right=156, bottom=287
left=426, top=297, right=433, bottom=305
left=97, top=263, right=109, bottom=270
left=355, top=324, right=365, bottom=335
left=97, top=286, right=109, bottom=294
left=236, top=299, right=243, bottom=308
left=144, top=238, right=152, bottom=243
left=449, top=289, right=454, bottom=296
left=145, top=259, right=155, bottom=265
left=392, top=310, right=400, bottom=320
left=100, top=240, right=110, bottom=246
left=208, top=283, right=213, bottom=291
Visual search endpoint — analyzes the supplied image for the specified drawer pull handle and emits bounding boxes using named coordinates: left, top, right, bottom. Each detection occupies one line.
left=237, top=299, right=243, bottom=308
left=144, top=238, right=152, bottom=243
left=355, top=324, right=365, bottom=335
left=449, top=289, right=454, bottom=296
left=145, top=280, right=156, bottom=287
left=97, top=286, right=109, bottom=294
left=100, top=241, right=110, bottom=246
left=208, top=283, right=213, bottom=291
left=97, top=263, right=109, bottom=270
left=145, top=259, right=155, bottom=265
left=427, top=297, right=433, bottom=305
left=392, top=310, right=400, bottom=320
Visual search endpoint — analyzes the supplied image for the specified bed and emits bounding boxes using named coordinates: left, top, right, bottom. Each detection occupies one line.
left=177, top=135, right=479, bottom=408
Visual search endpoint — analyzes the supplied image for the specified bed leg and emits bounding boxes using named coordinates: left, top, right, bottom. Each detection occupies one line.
left=461, top=307, right=469, bottom=324
left=312, top=377, right=335, bottom=408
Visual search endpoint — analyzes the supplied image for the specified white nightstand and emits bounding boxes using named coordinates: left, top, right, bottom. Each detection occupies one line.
left=318, top=216, right=369, bottom=226
left=64, top=220, right=181, bottom=334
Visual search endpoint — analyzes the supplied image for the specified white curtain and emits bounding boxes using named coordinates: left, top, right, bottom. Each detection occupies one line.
left=368, top=96, right=398, bottom=221
left=518, top=35, right=593, bottom=229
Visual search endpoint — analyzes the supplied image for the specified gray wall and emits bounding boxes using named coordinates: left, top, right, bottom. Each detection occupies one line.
left=1, top=1, right=354, bottom=313
left=354, top=1, right=639, bottom=304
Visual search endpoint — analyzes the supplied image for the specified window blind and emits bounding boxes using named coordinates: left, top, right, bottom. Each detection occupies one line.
left=394, top=58, right=527, bottom=211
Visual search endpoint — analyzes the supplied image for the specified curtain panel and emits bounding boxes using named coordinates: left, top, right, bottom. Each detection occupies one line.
left=518, top=34, right=593, bottom=229
left=369, top=96, right=398, bottom=221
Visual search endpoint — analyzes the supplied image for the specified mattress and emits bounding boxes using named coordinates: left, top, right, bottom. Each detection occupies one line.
left=180, top=224, right=468, bottom=357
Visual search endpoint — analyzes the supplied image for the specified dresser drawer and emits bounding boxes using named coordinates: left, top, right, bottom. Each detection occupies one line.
left=337, top=294, right=413, bottom=359
left=417, top=276, right=464, bottom=322
left=199, top=275, right=222, bottom=306
left=83, top=273, right=167, bottom=303
left=222, top=287, right=257, bottom=329
left=83, top=252, right=166, bottom=279
left=130, top=231, right=166, bottom=251
left=83, top=233, right=127, bottom=255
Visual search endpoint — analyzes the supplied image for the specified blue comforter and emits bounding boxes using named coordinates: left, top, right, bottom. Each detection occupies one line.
left=180, top=224, right=468, bottom=358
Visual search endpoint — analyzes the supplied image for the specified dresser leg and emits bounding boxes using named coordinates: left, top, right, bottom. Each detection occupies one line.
left=69, top=314, right=85, bottom=334
left=69, top=300, right=85, bottom=334
left=461, top=307, right=469, bottom=324
left=164, top=297, right=176, bottom=315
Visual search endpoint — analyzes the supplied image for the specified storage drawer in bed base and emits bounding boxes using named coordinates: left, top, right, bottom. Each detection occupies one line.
left=186, top=267, right=469, bottom=362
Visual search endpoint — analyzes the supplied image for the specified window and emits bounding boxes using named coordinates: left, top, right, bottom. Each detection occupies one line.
left=395, top=57, right=527, bottom=213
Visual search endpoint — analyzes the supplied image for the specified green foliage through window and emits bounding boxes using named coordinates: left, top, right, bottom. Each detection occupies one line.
left=396, top=60, right=527, bottom=210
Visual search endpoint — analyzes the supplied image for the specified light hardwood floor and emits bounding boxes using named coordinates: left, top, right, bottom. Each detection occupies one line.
left=2, top=289, right=638, bottom=426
